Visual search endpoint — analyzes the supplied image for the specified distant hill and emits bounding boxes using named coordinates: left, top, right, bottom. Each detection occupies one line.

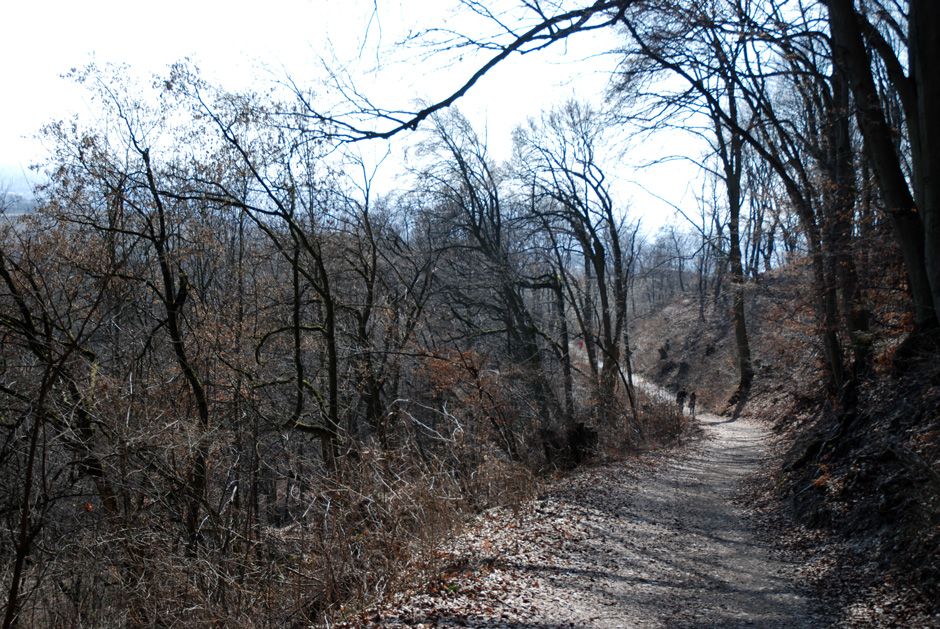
left=0, top=191, right=36, bottom=215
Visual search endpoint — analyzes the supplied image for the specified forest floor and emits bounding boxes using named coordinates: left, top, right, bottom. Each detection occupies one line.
left=332, top=413, right=839, bottom=628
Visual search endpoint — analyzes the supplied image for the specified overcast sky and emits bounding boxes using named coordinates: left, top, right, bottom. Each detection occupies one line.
left=0, top=0, right=692, bottom=228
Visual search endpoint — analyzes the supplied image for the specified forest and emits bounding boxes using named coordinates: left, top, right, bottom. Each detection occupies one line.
left=1, top=0, right=938, bottom=626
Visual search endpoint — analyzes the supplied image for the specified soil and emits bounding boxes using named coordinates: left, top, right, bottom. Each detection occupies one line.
left=333, top=413, right=834, bottom=628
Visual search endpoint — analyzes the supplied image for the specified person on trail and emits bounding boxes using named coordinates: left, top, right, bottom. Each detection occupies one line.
left=676, top=389, right=687, bottom=411
left=688, top=392, right=696, bottom=419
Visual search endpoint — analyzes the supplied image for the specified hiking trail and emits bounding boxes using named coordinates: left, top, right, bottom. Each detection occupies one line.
left=337, top=414, right=829, bottom=628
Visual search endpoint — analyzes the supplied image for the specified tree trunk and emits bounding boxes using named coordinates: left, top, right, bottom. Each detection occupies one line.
left=911, top=0, right=940, bottom=324
left=828, top=67, right=870, bottom=378
left=826, top=0, right=938, bottom=329
left=728, top=187, right=754, bottom=391
left=721, top=88, right=754, bottom=393
left=553, top=276, right=575, bottom=427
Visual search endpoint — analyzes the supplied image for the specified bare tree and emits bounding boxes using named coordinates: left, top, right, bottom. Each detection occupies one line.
left=414, top=109, right=562, bottom=457
left=0, top=206, right=118, bottom=628
left=514, top=100, right=640, bottom=425
left=614, top=0, right=758, bottom=394
left=824, top=0, right=939, bottom=330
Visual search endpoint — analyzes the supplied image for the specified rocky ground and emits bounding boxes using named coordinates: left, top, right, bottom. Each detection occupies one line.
left=330, top=414, right=858, bottom=628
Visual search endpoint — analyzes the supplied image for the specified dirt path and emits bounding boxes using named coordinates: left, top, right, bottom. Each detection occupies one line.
left=338, top=415, right=829, bottom=627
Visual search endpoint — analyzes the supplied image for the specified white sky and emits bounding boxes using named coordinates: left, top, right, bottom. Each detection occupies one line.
left=0, top=0, right=696, bottom=229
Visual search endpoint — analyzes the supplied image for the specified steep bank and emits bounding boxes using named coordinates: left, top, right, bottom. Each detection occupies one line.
left=630, top=282, right=940, bottom=624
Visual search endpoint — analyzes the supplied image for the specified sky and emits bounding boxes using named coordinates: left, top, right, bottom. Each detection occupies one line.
left=0, top=0, right=695, bottom=228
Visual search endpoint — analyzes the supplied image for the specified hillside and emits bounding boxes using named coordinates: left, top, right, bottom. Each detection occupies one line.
left=3, top=2, right=939, bottom=622
left=0, top=191, right=35, bottom=216
left=322, top=264, right=940, bottom=627
left=630, top=267, right=940, bottom=624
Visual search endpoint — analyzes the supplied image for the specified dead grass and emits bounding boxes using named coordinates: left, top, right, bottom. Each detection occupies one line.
left=0, top=440, right=541, bottom=628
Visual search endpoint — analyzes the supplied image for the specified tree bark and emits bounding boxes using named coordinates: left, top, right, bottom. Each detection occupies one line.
left=911, top=0, right=940, bottom=324
left=727, top=172, right=755, bottom=391
left=825, top=0, right=937, bottom=329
